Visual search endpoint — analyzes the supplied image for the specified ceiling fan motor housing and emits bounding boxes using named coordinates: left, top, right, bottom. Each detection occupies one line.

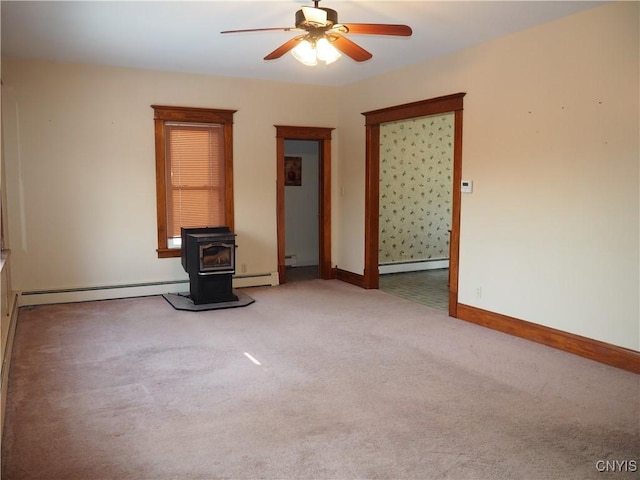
left=295, top=8, right=339, bottom=29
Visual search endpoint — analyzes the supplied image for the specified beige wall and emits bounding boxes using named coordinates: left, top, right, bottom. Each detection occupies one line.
left=2, top=2, right=638, bottom=350
left=1, top=59, right=338, bottom=300
left=335, top=2, right=639, bottom=350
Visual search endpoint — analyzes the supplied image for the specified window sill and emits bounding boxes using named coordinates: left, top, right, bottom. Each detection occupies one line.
left=157, top=248, right=181, bottom=259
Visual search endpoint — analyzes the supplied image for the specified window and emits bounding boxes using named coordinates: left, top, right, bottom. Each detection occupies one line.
left=152, top=105, right=236, bottom=258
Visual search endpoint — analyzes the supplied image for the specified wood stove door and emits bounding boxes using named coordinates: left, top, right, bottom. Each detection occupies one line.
left=200, top=242, right=235, bottom=273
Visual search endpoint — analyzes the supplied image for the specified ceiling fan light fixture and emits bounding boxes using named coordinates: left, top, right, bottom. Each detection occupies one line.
left=291, top=36, right=341, bottom=66
left=291, top=39, right=318, bottom=66
left=316, top=37, right=341, bottom=64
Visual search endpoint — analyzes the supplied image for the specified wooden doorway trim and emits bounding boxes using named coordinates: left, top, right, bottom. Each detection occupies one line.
left=362, top=93, right=466, bottom=317
left=275, top=126, right=334, bottom=284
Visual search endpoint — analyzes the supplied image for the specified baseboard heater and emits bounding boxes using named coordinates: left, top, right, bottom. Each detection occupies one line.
left=1, top=292, right=19, bottom=391
left=379, top=258, right=449, bottom=275
left=20, top=274, right=279, bottom=306
left=233, top=273, right=278, bottom=288
left=22, top=280, right=189, bottom=296
left=285, top=255, right=297, bottom=267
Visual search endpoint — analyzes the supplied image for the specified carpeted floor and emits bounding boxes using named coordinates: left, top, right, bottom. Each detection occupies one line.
left=2, top=279, right=638, bottom=479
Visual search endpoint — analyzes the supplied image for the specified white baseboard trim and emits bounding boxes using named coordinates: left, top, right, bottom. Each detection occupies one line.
left=19, top=273, right=279, bottom=306
left=379, top=259, right=449, bottom=275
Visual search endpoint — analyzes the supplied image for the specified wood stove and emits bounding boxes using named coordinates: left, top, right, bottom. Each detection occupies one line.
left=181, top=226, right=238, bottom=304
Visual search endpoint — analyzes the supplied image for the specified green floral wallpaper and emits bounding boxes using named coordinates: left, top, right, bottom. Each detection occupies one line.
left=379, top=113, right=454, bottom=264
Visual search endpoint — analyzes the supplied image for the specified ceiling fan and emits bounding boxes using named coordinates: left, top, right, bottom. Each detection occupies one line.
left=220, top=0, right=412, bottom=66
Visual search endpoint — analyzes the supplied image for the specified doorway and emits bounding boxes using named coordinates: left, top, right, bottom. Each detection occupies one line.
left=275, top=126, right=333, bottom=285
left=362, top=93, right=465, bottom=317
left=377, top=112, right=454, bottom=311
left=284, top=140, right=320, bottom=282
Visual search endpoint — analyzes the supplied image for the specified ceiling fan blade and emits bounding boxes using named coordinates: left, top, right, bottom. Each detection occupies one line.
left=264, top=35, right=306, bottom=60
left=340, top=23, right=413, bottom=36
left=221, top=27, right=299, bottom=34
left=330, top=34, right=372, bottom=62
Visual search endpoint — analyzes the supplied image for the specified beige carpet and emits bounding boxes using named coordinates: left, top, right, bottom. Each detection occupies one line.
left=2, top=279, right=638, bottom=479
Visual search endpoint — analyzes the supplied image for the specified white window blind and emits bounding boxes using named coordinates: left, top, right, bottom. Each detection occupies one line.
left=165, top=122, right=225, bottom=240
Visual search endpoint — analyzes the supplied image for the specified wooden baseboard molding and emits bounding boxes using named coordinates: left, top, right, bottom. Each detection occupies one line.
left=456, top=304, right=640, bottom=374
left=336, top=268, right=365, bottom=288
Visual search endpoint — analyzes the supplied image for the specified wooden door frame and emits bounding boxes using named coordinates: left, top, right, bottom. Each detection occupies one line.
left=276, top=126, right=334, bottom=284
left=362, top=93, right=466, bottom=317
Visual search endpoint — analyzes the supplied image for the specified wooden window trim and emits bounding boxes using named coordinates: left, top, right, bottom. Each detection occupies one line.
left=152, top=105, right=236, bottom=258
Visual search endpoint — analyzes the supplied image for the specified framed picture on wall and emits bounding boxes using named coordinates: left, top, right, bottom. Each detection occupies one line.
left=285, top=156, right=302, bottom=186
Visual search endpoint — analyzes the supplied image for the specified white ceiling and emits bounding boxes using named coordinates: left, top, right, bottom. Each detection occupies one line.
left=1, top=1, right=605, bottom=87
